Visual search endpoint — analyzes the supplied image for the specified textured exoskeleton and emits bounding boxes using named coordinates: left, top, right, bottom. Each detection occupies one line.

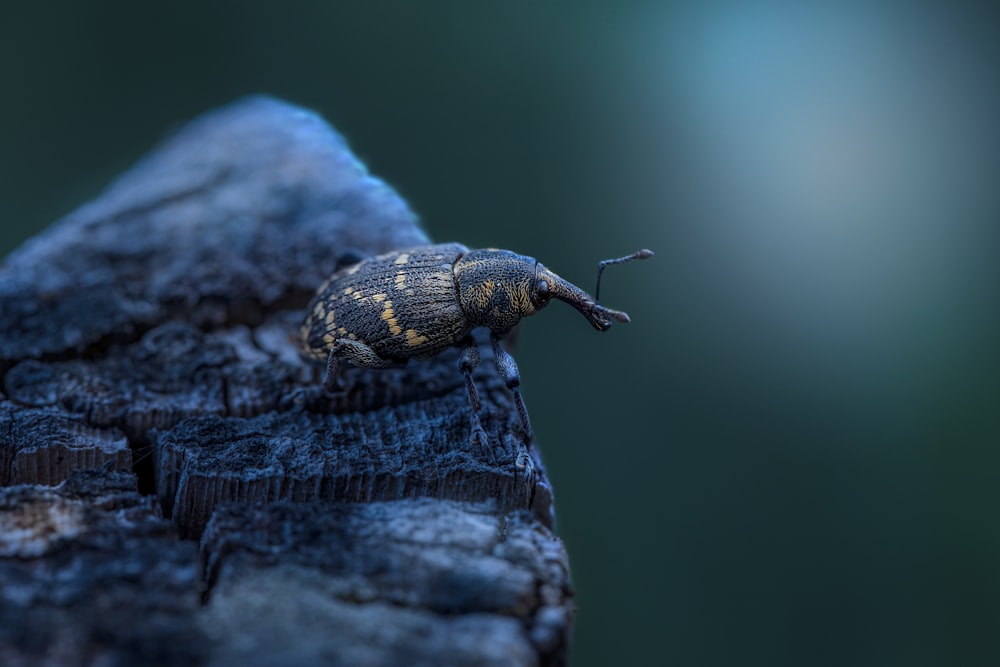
left=300, top=242, right=651, bottom=444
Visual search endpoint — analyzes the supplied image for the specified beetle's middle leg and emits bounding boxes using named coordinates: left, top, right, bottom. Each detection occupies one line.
left=323, top=339, right=393, bottom=392
left=458, top=336, right=488, bottom=445
left=491, top=334, right=533, bottom=442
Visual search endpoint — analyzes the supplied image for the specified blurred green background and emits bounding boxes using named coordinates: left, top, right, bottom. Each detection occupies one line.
left=3, top=3, right=999, bottom=665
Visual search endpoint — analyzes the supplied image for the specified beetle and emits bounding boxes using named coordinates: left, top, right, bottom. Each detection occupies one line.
left=299, top=243, right=652, bottom=444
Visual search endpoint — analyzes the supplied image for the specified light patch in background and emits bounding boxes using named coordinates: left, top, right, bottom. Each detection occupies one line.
left=617, top=4, right=999, bottom=423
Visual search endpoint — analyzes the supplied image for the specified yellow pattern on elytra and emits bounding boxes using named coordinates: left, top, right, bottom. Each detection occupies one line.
left=381, top=299, right=402, bottom=336
left=406, top=329, right=429, bottom=347
left=394, top=253, right=410, bottom=265
left=372, top=293, right=387, bottom=303
left=348, top=333, right=357, bottom=340
left=338, top=327, right=348, bottom=335
left=323, top=332, right=335, bottom=345
left=395, top=272, right=406, bottom=288
left=343, top=286, right=354, bottom=295
left=352, top=291, right=362, bottom=300
left=325, top=310, right=336, bottom=326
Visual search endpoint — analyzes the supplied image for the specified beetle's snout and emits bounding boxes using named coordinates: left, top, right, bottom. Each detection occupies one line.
left=547, top=273, right=630, bottom=332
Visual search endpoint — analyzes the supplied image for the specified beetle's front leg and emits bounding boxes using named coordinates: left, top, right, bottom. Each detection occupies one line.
left=323, top=339, right=394, bottom=393
left=323, top=348, right=346, bottom=393
left=490, top=333, right=533, bottom=442
left=458, top=336, right=488, bottom=446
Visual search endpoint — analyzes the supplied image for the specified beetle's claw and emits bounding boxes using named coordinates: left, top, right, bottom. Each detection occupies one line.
left=469, top=423, right=488, bottom=448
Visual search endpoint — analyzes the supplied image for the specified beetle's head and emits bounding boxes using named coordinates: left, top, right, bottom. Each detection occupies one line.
left=455, top=248, right=652, bottom=334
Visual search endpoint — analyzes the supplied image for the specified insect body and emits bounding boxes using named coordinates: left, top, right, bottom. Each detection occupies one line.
left=300, top=243, right=651, bottom=444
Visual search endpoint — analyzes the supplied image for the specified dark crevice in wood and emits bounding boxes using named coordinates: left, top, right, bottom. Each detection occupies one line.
left=130, top=433, right=159, bottom=498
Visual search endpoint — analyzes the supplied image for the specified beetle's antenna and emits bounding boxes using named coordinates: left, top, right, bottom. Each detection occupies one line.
left=595, top=249, right=653, bottom=301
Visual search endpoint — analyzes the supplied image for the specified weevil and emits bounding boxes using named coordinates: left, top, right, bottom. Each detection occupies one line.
left=299, top=243, right=652, bottom=444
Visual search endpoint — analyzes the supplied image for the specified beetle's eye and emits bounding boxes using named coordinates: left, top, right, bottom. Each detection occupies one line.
left=534, top=279, right=551, bottom=306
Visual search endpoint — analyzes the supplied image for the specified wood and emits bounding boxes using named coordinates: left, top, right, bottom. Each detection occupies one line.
left=0, top=404, right=132, bottom=486
left=200, top=500, right=571, bottom=666
left=0, top=97, right=571, bottom=665
left=0, top=471, right=205, bottom=666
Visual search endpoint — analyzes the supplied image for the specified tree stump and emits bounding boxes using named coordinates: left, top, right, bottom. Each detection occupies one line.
left=0, top=97, right=572, bottom=666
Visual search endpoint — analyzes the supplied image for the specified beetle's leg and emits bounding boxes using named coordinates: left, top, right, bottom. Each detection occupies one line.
left=322, top=348, right=345, bottom=393
left=323, top=339, right=393, bottom=393
left=458, top=336, right=488, bottom=445
left=490, top=334, right=533, bottom=442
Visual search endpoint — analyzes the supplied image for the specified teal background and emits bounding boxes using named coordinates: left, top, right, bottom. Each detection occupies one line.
left=3, top=3, right=999, bottom=665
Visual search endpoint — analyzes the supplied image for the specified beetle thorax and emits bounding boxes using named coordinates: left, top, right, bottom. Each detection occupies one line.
left=454, top=249, right=539, bottom=333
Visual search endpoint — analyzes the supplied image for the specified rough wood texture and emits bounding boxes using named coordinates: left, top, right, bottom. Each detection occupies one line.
left=0, top=404, right=131, bottom=486
left=200, top=500, right=571, bottom=666
left=0, top=97, right=572, bottom=665
left=0, top=471, right=204, bottom=666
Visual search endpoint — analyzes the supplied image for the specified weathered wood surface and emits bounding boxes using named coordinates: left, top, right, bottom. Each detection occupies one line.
left=0, top=472, right=204, bottom=667
left=0, top=97, right=571, bottom=666
left=200, top=500, right=570, bottom=666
